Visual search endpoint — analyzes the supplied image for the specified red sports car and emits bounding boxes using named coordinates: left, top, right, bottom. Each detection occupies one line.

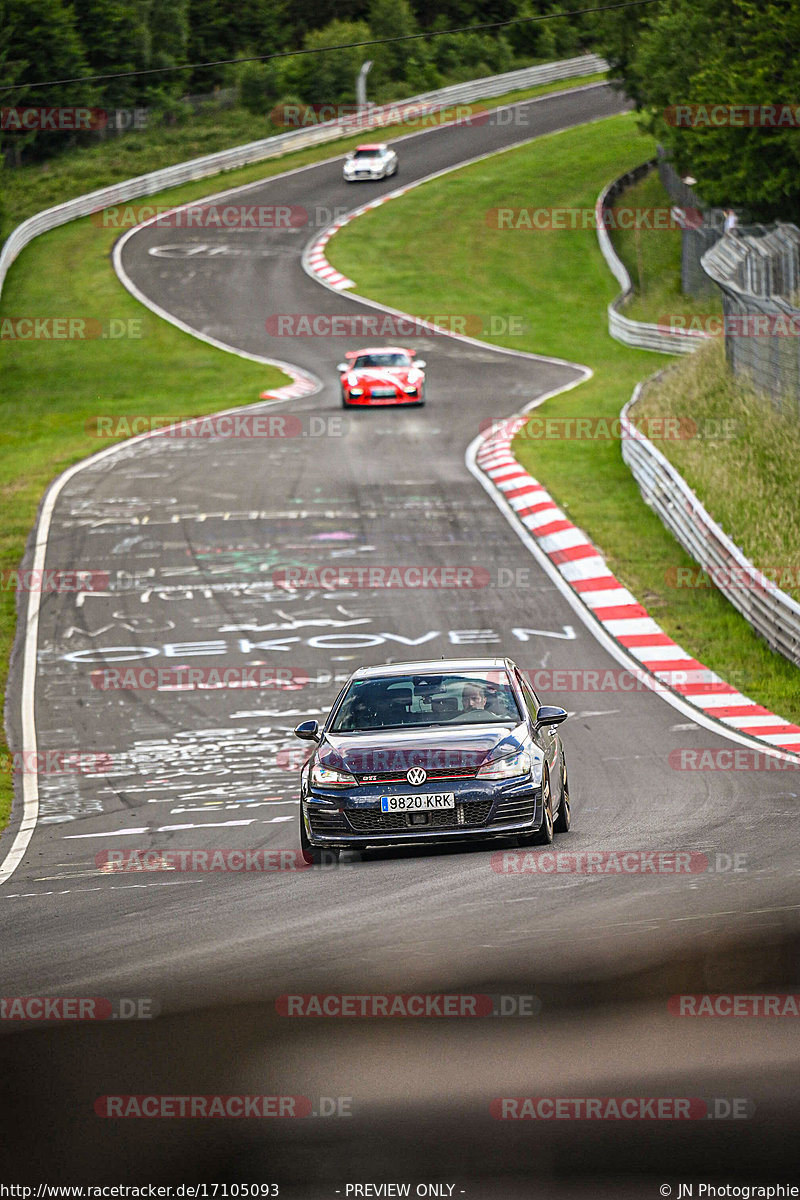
left=337, top=347, right=427, bottom=408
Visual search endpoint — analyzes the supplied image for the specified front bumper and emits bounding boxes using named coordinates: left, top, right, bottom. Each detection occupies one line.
left=302, top=780, right=544, bottom=849
left=344, top=390, right=420, bottom=406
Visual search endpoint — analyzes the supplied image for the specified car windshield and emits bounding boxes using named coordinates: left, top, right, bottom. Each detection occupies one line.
left=329, top=671, right=522, bottom=732
left=352, top=353, right=412, bottom=368
left=354, top=148, right=382, bottom=158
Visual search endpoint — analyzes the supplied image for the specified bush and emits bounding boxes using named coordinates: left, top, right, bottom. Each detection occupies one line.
left=239, top=60, right=282, bottom=116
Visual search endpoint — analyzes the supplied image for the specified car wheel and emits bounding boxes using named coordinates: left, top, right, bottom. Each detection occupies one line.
left=518, top=767, right=553, bottom=847
left=535, top=770, right=555, bottom=844
left=341, top=389, right=349, bottom=408
left=300, top=808, right=340, bottom=866
left=554, top=758, right=571, bottom=833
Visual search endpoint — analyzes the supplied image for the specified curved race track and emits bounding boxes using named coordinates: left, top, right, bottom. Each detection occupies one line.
left=1, top=82, right=798, bottom=1191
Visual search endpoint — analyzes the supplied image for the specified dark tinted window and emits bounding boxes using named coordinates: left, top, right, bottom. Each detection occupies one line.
left=330, top=672, right=521, bottom=732
left=353, top=353, right=412, bottom=368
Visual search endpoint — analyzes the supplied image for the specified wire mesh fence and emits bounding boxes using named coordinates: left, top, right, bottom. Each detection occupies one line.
left=657, top=152, right=724, bottom=298
left=702, top=226, right=800, bottom=418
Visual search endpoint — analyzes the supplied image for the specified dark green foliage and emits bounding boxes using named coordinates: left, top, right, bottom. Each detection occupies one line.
left=596, top=0, right=800, bottom=221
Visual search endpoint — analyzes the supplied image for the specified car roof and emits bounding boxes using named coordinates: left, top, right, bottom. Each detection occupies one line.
left=355, top=143, right=385, bottom=151
left=351, top=658, right=513, bottom=680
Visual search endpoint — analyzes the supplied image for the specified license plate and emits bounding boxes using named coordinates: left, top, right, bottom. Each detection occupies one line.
left=380, top=793, right=455, bottom=813
left=371, top=388, right=396, bottom=398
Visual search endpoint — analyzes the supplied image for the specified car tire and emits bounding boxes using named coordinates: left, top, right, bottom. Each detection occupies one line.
left=299, top=809, right=340, bottom=866
left=341, top=389, right=349, bottom=408
left=553, top=758, right=571, bottom=833
left=517, top=768, right=554, bottom=847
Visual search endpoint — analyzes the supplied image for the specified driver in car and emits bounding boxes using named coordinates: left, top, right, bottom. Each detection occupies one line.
left=462, top=683, right=488, bottom=712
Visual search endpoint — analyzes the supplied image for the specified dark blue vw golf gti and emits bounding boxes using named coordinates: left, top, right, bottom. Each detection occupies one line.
left=295, top=657, right=570, bottom=863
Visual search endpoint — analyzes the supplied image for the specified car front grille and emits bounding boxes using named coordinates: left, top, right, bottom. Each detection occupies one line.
left=352, top=768, right=478, bottom=783
left=492, top=793, right=538, bottom=824
left=345, top=800, right=492, bottom=833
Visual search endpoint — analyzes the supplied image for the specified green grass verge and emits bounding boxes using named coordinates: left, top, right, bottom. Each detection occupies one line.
left=326, top=111, right=800, bottom=723
left=633, top=341, right=800, bottom=603
left=1, top=72, right=607, bottom=243
left=0, top=74, right=608, bottom=833
left=609, top=170, right=722, bottom=324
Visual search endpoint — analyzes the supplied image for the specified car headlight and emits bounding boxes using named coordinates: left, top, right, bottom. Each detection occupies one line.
left=349, top=387, right=363, bottom=397
left=311, top=762, right=357, bottom=788
left=477, top=748, right=532, bottom=780
left=403, top=385, right=418, bottom=394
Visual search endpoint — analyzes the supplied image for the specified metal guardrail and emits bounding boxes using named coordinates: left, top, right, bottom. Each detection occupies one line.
left=702, top=226, right=800, bottom=416
left=0, top=54, right=607, bottom=298
left=621, top=381, right=800, bottom=666
left=595, top=163, right=710, bottom=354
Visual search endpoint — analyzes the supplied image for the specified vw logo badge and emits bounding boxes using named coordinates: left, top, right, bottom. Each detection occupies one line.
left=406, top=767, right=427, bottom=785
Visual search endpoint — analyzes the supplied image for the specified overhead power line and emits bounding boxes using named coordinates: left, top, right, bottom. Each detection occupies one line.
left=0, top=0, right=659, bottom=94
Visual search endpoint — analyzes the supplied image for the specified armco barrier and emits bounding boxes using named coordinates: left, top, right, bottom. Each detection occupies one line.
left=621, top=381, right=800, bottom=665
left=0, top=55, right=607, bottom=299
left=595, top=162, right=710, bottom=354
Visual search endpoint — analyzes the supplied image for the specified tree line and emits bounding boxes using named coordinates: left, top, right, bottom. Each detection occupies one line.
left=0, top=0, right=596, bottom=163
left=599, top=0, right=800, bottom=221
left=2, top=0, right=797, bottom=221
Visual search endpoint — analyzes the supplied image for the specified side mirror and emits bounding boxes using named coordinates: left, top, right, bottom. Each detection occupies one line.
left=294, top=720, right=320, bottom=741
left=415, top=360, right=426, bottom=369
left=535, top=705, right=568, bottom=729
left=336, top=362, right=348, bottom=373
left=345, top=151, right=354, bottom=160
